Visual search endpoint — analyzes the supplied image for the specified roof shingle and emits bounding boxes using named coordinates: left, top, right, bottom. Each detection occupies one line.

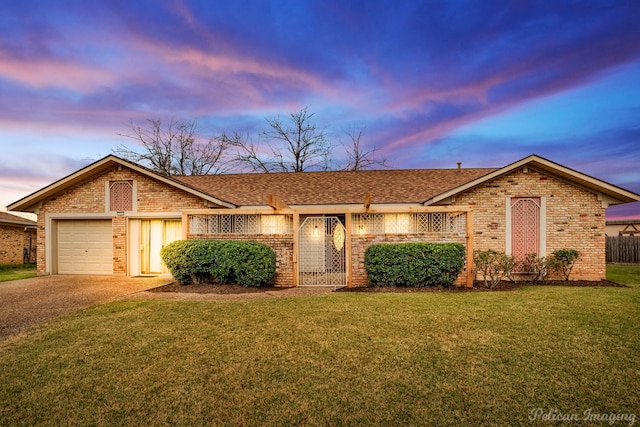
left=0, top=212, right=36, bottom=225
left=176, top=168, right=497, bottom=206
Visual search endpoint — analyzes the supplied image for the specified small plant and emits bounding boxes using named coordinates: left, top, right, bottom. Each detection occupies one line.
left=473, top=250, right=516, bottom=288
left=518, top=253, right=549, bottom=282
left=548, top=248, right=581, bottom=281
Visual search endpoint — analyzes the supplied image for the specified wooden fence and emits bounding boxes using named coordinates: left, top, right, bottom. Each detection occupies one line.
left=606, top=236, right=640, bottom=263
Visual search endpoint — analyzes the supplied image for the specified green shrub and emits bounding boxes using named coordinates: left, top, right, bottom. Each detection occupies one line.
left=161, top=240, right=276, bottom=287
left=548, top=248, right=581, bottom=281
left=364, top=242, right=465, bottom=288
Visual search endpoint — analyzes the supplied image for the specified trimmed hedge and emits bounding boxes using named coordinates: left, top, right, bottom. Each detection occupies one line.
left=364, top=242, right=465, bottom=287
left=160, top=240, right=276, bottom=287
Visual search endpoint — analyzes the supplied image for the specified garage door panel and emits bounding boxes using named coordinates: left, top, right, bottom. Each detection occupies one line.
left=57, top=220, right=113, bottom=275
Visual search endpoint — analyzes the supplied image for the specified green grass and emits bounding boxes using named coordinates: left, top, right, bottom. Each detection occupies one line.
left=607, top=263, right=640, bottom=285
left=0, top=263, right=36, bottom=282
left=1, top=281, right=638, bottom=426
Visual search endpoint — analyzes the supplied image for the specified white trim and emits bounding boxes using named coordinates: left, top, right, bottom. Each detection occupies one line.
left=9, top=155, right=236, bottom=212
left=125, top=212, right=183, bottom=219
left=105, top=179, right=139, bottom=214
left=540, top=197, right=547, bottom=257
left=505, top=197, right=545, bottom=258
left=505, top=197, right=512, bottom=255
left=128, top=218, right=140, bottom=276
left=45, top=213, right=114, bottom=275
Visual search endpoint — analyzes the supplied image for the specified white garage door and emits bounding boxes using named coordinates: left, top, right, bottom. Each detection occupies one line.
left=57, top=220, right=113, bottom=275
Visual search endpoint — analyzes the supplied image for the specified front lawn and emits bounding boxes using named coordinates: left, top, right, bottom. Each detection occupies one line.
left=0, top=263, right=36, bottom=282
left=0, top=278, right=638, bottom=426
left=607, top=263, right=640, bottom=285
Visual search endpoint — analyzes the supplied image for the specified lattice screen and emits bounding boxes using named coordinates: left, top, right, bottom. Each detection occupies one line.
left=352, top=212, right=466, bottom=234
left=188, top=214, right=293, bottom=235
left=109, top=181, right=133, bottom=211
left=511, top=198, right=540, bottom=260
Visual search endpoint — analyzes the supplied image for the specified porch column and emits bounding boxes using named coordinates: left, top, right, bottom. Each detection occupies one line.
left=466, top=209, right=474, bottom=287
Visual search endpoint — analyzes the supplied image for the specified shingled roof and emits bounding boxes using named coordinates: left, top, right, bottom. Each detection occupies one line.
left=176, top=168, right=496, bottom=206
left=0, top=211, right=36, bottom=226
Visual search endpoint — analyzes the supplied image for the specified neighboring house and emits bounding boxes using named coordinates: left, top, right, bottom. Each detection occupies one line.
left=0, top=212, right=37, bottom=265
left=606, top=220, right=640, bottom=236
left=8, top=154, right=640, bottom=286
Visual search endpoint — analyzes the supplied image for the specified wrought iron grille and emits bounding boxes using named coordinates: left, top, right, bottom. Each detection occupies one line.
left=352, top=212, right=466, bottom=234
left=298, top=217, right=347, bottom=287
left=109, top=181, right=133, bottom=211
left=188, top=214, right=293, bottom=235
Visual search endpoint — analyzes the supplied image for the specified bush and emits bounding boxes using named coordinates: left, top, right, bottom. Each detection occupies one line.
left=364, top=242, right=465, bottom=288
left=161, top=240, right=276, bottom=287
left=473, top=250, right=516, bottom=288
left=518, top=253, right=549, bottom=282
left=547, top=248, right=581, bottom=281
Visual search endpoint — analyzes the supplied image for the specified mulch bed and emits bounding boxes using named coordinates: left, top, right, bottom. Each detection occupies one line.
left=148, top=282, right=289, bottom=294
left=149, top=280, right=625, bottom=294
left=335, top=279, right=626, bottom=293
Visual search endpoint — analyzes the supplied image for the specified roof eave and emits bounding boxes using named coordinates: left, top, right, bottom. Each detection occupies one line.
left=0, top=219, right=37, bottom=227
left=7, top=155, right=236, bottom=212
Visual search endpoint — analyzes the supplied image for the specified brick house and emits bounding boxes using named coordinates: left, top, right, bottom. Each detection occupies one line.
left=8, top=154, right=640, bottom=286
left=0, top=212, right=37, bottom=265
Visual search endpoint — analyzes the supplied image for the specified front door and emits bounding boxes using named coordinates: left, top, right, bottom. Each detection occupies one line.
left=141, top=219, right=181, bottom=274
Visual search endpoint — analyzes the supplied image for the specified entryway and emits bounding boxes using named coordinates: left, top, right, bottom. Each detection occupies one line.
left=297, top=216, right=347, bottom=287
left=140, top=219, right=181, bottom=274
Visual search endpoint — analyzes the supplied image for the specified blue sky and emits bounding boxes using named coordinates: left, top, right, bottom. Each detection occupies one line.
left=1, top=0, right=639, bottom=218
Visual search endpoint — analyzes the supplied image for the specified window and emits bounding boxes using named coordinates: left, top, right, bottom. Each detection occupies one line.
left=109, top=181, right=133, bottom=212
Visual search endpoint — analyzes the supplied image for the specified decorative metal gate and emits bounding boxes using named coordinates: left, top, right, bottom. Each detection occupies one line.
left=298, top=217, right=347, bottom=287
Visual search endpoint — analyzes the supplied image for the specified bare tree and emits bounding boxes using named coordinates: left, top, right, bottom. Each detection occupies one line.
left=114, top=119, right=228, bottom=176
left=339, top=126, right=388, bottom=171
left=220, top=131, right=273, bottom=173
left=227, top=106, right=332, bottom=173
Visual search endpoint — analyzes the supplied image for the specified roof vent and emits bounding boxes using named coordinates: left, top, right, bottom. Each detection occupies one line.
left=457, top=162, right=462, bottom=170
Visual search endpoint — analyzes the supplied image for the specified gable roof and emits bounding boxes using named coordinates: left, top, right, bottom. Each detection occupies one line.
left=423, top=154, right=640, bottom=206
left=176, top=168, right=496, bottom=206
left=8, top=155, right=236, bottom=212
left=0, top=211, right=36, bottom=227
left=8, top=154, right=639, bottom=212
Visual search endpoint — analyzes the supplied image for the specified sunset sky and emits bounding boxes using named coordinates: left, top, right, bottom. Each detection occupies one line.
left=1, top=0, right=639, bottom=218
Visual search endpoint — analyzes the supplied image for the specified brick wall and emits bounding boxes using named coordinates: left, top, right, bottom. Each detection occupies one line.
left=0, top=225, right=36, bottom=264
left=188, top=233, right=294, bottom=287
left=450, top=167, right=606, bottom=281
left=35, top=163, right=607, bottom=282
left=37, top=166, right=210, bottom=274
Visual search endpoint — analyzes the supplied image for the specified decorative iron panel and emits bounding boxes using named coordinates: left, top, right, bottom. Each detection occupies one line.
left=187, top=214, right=293, bottom=235
left=298, top=217, right=347, bottom=287
left=352, top=212, right=466, bottom=234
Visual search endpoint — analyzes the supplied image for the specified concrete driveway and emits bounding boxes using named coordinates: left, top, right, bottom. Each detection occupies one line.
left=0, top=275, right=173, bottom=339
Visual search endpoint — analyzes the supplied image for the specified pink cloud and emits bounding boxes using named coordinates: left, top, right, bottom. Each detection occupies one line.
left=0, top=52, right=117, bottom=92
